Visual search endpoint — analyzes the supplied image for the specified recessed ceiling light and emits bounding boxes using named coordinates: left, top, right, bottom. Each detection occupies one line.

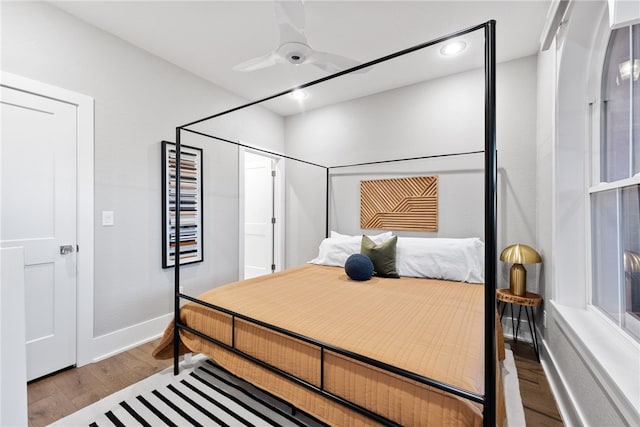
left=290, top=89, right=308, bottom=100
left=440, top=41, right=467, bottom=57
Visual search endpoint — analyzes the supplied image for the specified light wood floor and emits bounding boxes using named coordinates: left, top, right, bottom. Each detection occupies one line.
left=507, top=339, right=564, bottom=426
left=27, top=340, right=172, bottom=427
left=28, top=338, right=563, bottom=427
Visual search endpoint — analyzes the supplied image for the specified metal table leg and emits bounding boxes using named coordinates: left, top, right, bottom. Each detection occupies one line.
left=499, top=300, right=507, bottom=320
left=510, top=303, right=516, bottom=344
left=515, top=305, right=523, bottom=341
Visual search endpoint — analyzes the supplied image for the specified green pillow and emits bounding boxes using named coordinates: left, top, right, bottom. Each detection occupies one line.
left=361, top=235, right=399, bottom=278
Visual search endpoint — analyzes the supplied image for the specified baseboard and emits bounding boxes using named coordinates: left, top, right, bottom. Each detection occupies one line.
left=500, top=315, right=535, bottom=344
left=82, top=312, right=172, bottom=365
left=539, top=335, right=584, bottom=427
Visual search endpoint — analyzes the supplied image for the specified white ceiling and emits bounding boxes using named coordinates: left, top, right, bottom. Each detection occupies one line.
left=51, top=1, right=551, bottom=116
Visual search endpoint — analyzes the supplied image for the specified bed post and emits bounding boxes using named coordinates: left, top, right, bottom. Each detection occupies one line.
left=325, top=167, right=330, bottom=238
left=483, top=20, right=497, bottom=427
left=173, top=126, right=182, bottom=375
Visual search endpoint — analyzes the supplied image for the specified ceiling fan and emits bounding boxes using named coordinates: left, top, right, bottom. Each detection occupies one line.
left=233, top=0, right=366, bottom=73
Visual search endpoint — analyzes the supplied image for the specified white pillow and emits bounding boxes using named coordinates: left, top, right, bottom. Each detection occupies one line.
left=309, top=232, right=393, bottom=267
left=395, top=237, right=485, bottom=283
left=330, top=230, right=392, bottom=241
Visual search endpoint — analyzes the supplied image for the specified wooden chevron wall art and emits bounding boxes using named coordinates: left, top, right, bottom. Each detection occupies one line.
left=360, top=176, right=438, bottom=231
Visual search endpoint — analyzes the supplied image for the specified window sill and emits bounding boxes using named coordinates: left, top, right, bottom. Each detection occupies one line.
left=549, top=300, right=640, bottom=423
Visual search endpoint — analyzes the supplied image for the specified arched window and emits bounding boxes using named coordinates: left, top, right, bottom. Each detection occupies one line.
left=591, top=23, right=639, bottom=341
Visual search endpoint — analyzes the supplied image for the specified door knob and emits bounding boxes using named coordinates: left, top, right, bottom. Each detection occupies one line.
left=59, top=245, right=75, bottom=255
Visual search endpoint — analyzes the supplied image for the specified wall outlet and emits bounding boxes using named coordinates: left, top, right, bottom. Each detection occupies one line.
left=179, top=285, right=184, bottom=294
left=543, top=310, right=547, bottom=328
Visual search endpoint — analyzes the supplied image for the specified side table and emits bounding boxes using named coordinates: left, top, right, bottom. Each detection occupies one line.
left=496, top=288, right=542, bottom=361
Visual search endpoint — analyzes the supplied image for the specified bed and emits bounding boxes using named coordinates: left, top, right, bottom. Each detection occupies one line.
left=163, top=18, right=499, bottom=427
left=154, top=243, right=505, bottom=426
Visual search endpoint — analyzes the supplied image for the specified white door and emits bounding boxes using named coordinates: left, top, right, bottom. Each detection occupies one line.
left=244, top=152, right=274, bottom=279
left=1, top=86, right=77, bottom=381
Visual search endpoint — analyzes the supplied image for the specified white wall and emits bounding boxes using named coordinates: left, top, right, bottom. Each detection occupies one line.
left=284, top=56, right=539, bottom=290
left=285, top=67, right=484, bottom=167
left=284, top=160, right=328, bottom=268
left=328, top=154, right=484, bottom=239
left=1, top=2, right=283, bottom=354
left=536, top=37, right=556, bottom=317
left=175, top=132, right=242, bottom=297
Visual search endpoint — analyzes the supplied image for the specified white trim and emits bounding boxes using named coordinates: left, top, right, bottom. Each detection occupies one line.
left=586, top=14, right=640, bottom=343
left=273, top=158, right=285, bottom=272
left=588, top=174, right=640, bottom=193
left=75, top=85, right=95, bottom=367
left=607, top=0, right=640, bottom=28
left=582, top=3, right=607, bottom=325
left=586, top=303, right=640, bottom=348
left=238, top=151, right=246, bottom=280
left=239, top=147, right=285, bottom=276
left=0, top=71, right=95, bottom=367
left=550, top=300, right=640, bottom=424
left=0, top=248, right=28, bottom=427
left=540, top=335, right=585, bottom=427
left=540, top=0, right=572, bottom=51
left=550, top=36, right=559, bottom=303
left=89, top=313, right=172, bottom=363
left=237, top=139, right=288, bottom=161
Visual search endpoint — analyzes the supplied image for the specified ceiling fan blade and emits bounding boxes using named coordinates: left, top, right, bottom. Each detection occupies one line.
left=233, top=51, right=280, bottom=72
left=308, top=51, right=369, bottom=74
left=278, top=22, right=308, bottom=46
left=274, top=1, right=307, bottom=45
left=275, top=0, right=305, bottom=32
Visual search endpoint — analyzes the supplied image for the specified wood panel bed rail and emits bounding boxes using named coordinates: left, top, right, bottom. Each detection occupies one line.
left=177, top=292, right=485, bottom=426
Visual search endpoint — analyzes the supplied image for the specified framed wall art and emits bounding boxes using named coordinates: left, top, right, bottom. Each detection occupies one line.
left=162, top=140, right=203, bottom=268
left=360, top=175, right=438, bottom=232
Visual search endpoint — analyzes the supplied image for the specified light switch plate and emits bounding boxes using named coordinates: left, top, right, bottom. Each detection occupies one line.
left=102, top=211, right=114, bottom=226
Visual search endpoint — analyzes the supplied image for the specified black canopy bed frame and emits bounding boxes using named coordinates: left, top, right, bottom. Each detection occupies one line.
left=170, top=20, right=497, bottom=427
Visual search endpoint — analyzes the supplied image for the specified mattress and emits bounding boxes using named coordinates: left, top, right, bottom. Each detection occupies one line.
left=154, top=263, right=505, bottom=426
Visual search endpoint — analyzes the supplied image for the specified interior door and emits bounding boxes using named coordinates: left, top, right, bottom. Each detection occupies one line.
left=244, top=152, right=274, bottom=279
left=1, top=86, right=77, bottom=381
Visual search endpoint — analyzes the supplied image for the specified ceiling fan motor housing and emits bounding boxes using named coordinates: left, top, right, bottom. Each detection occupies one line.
left=279, top=42, right=312, bottom=65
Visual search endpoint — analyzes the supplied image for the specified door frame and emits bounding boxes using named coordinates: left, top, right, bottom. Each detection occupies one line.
left=1, top=71, right=95, bottom=367
left=238, top=147, right=285, bottom=279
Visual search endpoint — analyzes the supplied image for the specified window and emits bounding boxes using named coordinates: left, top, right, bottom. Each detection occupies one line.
left=591, top=23, right=640, bottom=341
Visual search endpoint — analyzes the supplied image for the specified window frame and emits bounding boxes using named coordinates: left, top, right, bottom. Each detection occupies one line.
left=589, top=22, right=640, bottom=342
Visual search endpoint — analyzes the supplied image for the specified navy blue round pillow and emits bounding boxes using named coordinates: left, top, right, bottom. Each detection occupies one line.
left=345, top=254, right=374, bottom=281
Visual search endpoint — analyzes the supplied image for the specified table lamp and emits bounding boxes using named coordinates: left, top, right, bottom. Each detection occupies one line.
left=500, top=244, right=542, bottom=296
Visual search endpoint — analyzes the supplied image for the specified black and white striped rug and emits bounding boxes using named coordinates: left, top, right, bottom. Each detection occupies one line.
left=52, top=350, right=525, bottom=427
left=51, top=356, right=326, bottom=427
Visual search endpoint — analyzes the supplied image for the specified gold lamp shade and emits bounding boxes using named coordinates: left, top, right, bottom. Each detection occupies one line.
left=500, top=244, right=542, bottom=296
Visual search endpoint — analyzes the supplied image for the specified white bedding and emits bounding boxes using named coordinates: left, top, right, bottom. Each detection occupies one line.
left=310, top=233, right=484, bottom=283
